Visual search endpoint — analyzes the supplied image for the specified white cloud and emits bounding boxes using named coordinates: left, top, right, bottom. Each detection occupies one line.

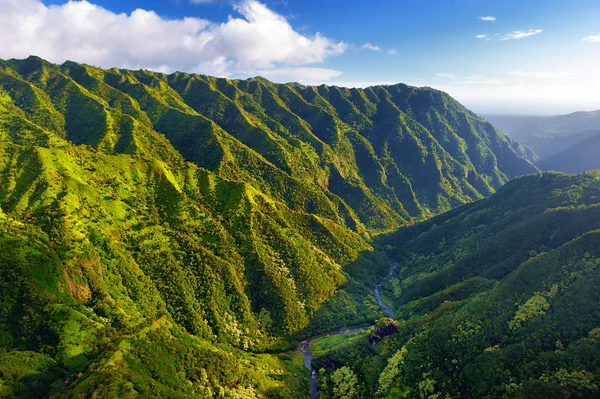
left=455, top=80, right=506, bottom=85
left=437, top=81, right=600, bottom=114
left=192, top=57, right=234, bottom=78
left=508, top=71, right=575, bottom=80
left=479, top=16, right=496, bottom=21
left=433, top=67, right=600, bottom=114
left=0, top=0, right=347, bottom=77
left=500, top=29, right=542, bottom=40
left=387, top=49, right=397, bottom=55
left=360, top=43, right=381, bottom=52
left=475, top=34, right=488, bottom=39
left=583, top=35, right=600, bottom=42
left=254, top=67, right=342, bottom=82
left=436, top=73, right=456, bottom=79
left=321, top=81, right=397, bottom=88
left=440, top=75, right=505, bottom=85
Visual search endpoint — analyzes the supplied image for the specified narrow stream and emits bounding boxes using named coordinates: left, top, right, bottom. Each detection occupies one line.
left=300, top=327, right=367, bottom=399
left=301, top=262, right=398, bottom=399
left=301, top=341, right=318, bottom=399
left=374, top=262, right=398, bottom=318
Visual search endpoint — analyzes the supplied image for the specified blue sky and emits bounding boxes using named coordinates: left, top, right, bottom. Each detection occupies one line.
left=1, top=0, right=600, bottom=114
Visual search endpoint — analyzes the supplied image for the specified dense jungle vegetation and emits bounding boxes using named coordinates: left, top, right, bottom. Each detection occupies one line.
left=313, top=172, right=600, bottom=398
left=3, top=57, right=595, bottom=399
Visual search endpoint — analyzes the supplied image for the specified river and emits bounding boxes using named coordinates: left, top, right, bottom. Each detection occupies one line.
left=300, top=262, right=398, bottom=399
left=374, top=262, right=398, bottom=318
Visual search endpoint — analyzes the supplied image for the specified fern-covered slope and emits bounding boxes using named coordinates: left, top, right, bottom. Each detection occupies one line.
left=0, top=128, right=367, bottom=397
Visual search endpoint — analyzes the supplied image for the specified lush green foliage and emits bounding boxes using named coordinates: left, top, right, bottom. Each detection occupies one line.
left=0, top=56, right=539, bottom=397
left=313, top=172, right=600, bottom=398
left=331, top=367, right=361, bottom=399
left=0, top=56, right=536, bottom=233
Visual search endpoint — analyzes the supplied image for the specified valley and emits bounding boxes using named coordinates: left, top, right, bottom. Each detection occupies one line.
left=298, top=261, right=398, bottom=399
left=0, top=57, right=598, bottom=398
left=300, top=327, right=367, bottom=399
left=309, top=172, right=600, bottom=398
left=374, top=262, right=398, bottom=318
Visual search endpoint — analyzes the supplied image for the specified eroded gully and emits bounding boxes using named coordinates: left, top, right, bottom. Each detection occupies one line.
left=300, top=262, right=398, bottom=399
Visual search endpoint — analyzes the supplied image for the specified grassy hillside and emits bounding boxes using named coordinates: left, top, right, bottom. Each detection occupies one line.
left=311, top=172, right=600, bottom=398
left=0, top=56, right=538, bottom=398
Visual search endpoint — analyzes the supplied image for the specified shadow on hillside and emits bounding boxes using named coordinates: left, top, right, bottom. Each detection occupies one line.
left=293, top=247, right=393, bottom=341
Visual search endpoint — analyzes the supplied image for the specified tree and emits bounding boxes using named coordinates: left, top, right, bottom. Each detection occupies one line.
left=377, top=347, right=407, bottom=396
left=257, top=308, right=273, bottom=334
left=332, top=366, right=360, bottom=399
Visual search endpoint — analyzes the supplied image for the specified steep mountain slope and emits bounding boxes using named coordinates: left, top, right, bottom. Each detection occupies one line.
left=312, top=172, right=600, bottom=398
left=538, top=130, right=600, bottom=173
left=0, top=135, right=368, bottom=397
left=1, top=56, right=536, bottom=233
left=0, top=56, right=538, bottom=398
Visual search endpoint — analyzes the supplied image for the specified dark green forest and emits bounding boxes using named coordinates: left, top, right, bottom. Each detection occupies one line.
left=313, top=172, right=600, bottom=398
left=1, top=57, right=597, bottom=398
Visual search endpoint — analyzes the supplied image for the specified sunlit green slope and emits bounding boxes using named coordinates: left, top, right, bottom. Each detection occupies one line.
left=0, top=135, right=360, bottom=397
left=0, top=56, right=538, bottom=398
left=0, top=56, right=537, bottom=233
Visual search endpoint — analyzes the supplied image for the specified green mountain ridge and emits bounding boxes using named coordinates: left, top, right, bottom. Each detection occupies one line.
left=1, top=56, right=537, bottom=231
left=0, top=116, right=371, bottom=398
left=0, top=56, right=540, bottom=398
